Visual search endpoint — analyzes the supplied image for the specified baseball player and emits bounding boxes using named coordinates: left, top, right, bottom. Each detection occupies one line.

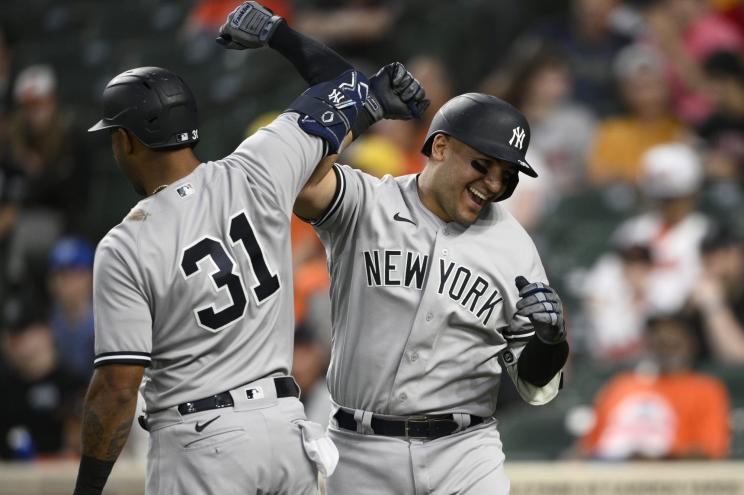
left=294, top=94, right=570, bottom=494
left=72, top=3, right=427, bottom=494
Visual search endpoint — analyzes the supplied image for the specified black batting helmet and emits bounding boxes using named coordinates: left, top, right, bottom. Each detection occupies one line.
left=88, top=67, right=199, bottom=150
left=421, top=93, right=535, bottom=201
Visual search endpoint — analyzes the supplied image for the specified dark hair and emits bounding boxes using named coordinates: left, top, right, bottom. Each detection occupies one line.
left=645, top=312, right=693, bottom=333
left=501, top=44, right=569, bottom=109
left=617, top=244, right=652, bottom=263
left=703, top=50, right=744, bottom=80
left=701, top=223, right=741, bottom=254
left=0, top=296, right=47, bottom=334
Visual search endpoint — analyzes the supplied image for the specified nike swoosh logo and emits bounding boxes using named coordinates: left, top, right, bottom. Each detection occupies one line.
left=393, top=212, right=416, bottom=225
left=195, top=415, right=221, bottom=432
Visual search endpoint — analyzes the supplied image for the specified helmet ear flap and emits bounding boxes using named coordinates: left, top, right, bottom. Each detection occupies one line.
left=421, top=132, right=438, bottom=157
left=495, top=173, right=519, bottom=202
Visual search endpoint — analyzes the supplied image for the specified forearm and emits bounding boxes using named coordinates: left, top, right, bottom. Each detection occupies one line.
left=75, top=367, right=141, bottom=495
left=517, top=336, right=569, bottom=387
left=700, top=305, right=744, bottom=363
left=268, top=21, right=353, bottom=85
left=80, top=390, right=137, bottom=461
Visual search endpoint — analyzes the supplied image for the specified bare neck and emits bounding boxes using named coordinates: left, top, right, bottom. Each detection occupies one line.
left=141, top=148, right=201, bottom=196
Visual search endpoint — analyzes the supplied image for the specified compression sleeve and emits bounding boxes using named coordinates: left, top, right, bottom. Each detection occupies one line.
left=517, top=336, right=569, bottom=387
left=269, top=22, right=353, bottom=85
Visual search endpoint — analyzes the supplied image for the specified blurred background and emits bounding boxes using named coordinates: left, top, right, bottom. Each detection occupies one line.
left=0, top=0, right=744, bottom=493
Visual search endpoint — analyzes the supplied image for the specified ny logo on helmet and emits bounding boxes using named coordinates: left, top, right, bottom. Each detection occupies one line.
left=509, top=126, right=526, bottom=150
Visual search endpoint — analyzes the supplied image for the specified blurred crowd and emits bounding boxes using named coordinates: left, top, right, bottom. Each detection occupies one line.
left=0, top=0, right=743, bottom=464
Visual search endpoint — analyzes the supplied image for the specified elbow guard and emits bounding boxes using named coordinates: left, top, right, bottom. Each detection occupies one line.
left=286, top=69, right=369, bottom=155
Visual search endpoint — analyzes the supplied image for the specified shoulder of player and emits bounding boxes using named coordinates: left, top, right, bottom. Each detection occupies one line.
left=97, top=197, right=157, bottom=263
left=231, top=112, right=320, bottom=152
left=95, top=226, right=137, bottom=276
left=334, top=163, right=415, bottom=191
left=479, top=203, right=535, bottom=240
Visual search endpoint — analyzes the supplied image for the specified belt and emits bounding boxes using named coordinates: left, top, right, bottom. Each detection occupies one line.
left=177, top=376, right=300, bottom=415
left=334, top=409, right=484, bottom=439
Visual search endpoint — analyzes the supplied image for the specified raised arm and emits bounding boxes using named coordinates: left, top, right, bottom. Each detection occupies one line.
left=217, top=2, right=353, bottom=85
left=215, top=2, right=429, bottom=220
left=294, top=63, right=429, bottom=220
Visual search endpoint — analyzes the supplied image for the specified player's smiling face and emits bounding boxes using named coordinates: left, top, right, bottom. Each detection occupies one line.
left=420, top=135, right=515, bottom=226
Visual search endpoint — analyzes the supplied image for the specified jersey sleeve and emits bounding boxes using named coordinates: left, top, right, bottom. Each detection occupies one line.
left=223, top=112, right=326, bottom=216
left=92, top=234, right=153, bottom=367
left=309, top=164, right=374, bottom=241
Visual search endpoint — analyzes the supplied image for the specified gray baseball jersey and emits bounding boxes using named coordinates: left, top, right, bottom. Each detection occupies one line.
left=312, top=164, right=561, bottom=418
left=92, top=113, right=323, bottom=412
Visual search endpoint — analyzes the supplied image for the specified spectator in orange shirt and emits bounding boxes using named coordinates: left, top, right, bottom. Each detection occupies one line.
left=581, top=313, right=730, bottom=460
left=589, top=44, right=689, bottom=186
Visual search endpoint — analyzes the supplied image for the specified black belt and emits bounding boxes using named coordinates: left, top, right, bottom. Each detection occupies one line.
left=177, top=377, right=300, bottom=415
left=334, top=409, right=485, bottom=439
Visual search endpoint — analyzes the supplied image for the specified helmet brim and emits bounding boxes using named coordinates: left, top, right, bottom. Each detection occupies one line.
left=515, top=158, right=538, bottom=178
left=88, top=119, right=115, bottom=133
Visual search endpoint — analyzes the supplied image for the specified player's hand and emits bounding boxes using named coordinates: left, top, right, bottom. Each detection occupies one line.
left=216, top=1, right=284, bottom=50
left=515, top=276, right=566, bottom=345
left=365, top=62, right=430, bottom=122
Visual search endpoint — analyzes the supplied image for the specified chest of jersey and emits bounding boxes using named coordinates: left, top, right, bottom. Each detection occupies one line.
left=344, top=197, right=515, bottom=336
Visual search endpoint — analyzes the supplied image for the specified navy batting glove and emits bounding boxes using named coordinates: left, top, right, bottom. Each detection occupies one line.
left=515, top=276, right=566, bottom=345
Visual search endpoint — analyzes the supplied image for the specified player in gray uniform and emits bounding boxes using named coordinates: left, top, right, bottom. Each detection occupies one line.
left=295, top=93, right=570, bottom=494
left=72, top=4, right=427, bottom=494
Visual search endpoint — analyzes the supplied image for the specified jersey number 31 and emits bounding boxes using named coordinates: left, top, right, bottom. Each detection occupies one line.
left=180, top=211, right=280, bottom=332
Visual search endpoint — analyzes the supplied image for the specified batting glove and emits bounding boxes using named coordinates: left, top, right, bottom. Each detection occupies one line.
left=365, top=62, right=430, bottom=122
left=515, top=276, right=566, bottom=345
left=216, top=1, right=284, bottom=49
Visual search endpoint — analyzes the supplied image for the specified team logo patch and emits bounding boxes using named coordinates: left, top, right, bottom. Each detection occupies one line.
left=508, top=126, right=526, bottom=150
left=177, top=183, right=194, bottom=198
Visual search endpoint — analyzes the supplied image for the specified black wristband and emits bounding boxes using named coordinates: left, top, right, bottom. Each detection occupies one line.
left=516, top=336, right=569, bottom=387
left=351, top=108, right=377, bottom=141
left=73, top=455, right=115, bottom=495
left=268, top=22, right=353, bottom=85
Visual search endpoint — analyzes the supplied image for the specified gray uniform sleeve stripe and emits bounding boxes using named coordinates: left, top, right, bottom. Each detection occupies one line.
left=94, top=352, right=152, bottom=367
left=312, top=164, right=346, bottom=227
